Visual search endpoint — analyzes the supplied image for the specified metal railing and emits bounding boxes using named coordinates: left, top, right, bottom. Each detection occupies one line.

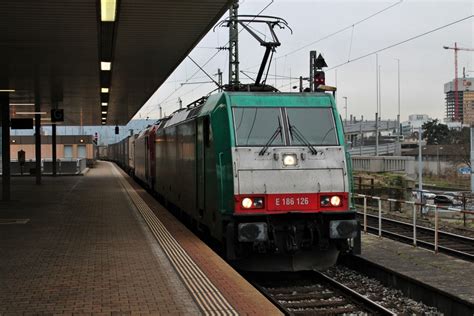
left=353, top=193, right=474, bottom=257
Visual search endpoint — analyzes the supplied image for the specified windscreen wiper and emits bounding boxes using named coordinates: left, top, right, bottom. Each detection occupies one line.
left=259, top=122, right=282, bottom=156
left=289, top=124, right=318, bottom=155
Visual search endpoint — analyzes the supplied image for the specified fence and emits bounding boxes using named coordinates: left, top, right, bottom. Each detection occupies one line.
left=353, top=192, right=474, bottom=253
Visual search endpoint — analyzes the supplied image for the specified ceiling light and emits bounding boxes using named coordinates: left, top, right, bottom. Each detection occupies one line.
left=10, top=103, right=35, bottom=106
left=101, top=102, right=108, bottom=106
left=102, top=117, right=106, bottom=121
left=101, top=111, right=107, bottom=114
left=101, top=62, right=111, bottom=71
left=102, top=122, right=106, bottom=125
left=15, top=111, right=47, bottom=115
left=101, top=0, right=117, bottom=22
left=101, top=88, right=109, bottom=93
left=0, top=89, right=15, bottom=93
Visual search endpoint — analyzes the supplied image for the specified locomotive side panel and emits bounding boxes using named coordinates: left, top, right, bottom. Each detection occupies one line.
left=176, top=121, right=198, bottom=218
left=128, top=135, right=136, bottom=172
left=164, top=126, right=178, bottom=205
left=134, top=134, right=147, bottom=184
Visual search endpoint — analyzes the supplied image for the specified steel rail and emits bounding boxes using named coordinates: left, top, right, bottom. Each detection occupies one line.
left=250, top=271, right=396, bottom=315
left=314, top=271, right=396, bottom=316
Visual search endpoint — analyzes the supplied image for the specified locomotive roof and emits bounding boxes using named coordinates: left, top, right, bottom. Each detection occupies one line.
left=157, top=91, right=336, bottom=129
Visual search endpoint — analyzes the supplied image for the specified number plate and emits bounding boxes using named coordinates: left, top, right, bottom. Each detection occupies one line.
left=267, top=194, right=318, bottom=211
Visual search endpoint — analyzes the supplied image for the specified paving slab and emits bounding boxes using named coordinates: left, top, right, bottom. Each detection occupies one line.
left=0, top=162, right=199, bottom=314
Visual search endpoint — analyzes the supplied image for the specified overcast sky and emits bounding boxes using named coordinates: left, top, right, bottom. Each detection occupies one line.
left=133, top=0, right=474, bottom=123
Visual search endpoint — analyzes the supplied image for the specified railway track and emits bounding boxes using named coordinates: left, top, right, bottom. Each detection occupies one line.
left=249, top=271, right=395, bottom=315
left=358, top=213, right=474, bottom=261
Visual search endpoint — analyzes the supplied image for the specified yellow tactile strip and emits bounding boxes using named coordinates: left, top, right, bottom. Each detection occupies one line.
left=111, top=163, right=238, bottom=316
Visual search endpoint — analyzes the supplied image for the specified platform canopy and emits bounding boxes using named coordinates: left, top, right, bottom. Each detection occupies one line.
left=0, top=0, right=231, bottom=125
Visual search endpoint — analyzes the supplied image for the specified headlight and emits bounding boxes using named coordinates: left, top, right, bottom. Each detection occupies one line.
left=242, top=198, right=253, bottom=209
left=283, top=154, right=297, bottom=166
left=321, top=195, right=343, bottom=207
left=241, top=197, right=264, bottom=209
left=330, top=196, right=341, bottom=207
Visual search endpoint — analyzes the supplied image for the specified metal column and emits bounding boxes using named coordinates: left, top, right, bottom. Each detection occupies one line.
left=418, top=127, right=423, bottom=194
left=470, top=127, right=474, bottom=193
left=52, top=123, right=57, bottom=176
left=375, top=112, right=379, bottom=156
left=228, top=0, right=239, bottom=85
left=0, top=91, right=10, bottom=201
left=35, top=93, right=41, bottom=185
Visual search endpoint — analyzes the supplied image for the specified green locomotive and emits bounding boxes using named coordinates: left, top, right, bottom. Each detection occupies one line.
left=127, top=90, right=360, bottom=271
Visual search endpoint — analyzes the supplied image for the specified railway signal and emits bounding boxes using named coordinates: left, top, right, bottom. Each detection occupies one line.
left=93, top=132, right=98, bottom=145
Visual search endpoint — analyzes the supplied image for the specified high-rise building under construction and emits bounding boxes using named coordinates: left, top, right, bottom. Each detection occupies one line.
left=444, top=77, right=474, bottom=124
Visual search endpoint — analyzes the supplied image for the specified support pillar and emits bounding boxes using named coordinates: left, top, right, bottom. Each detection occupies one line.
left=52, top=123, right=57, bottom=176
left=35, top=93, right=41, bottom=185
left=0, top=91, right=10, bottom=201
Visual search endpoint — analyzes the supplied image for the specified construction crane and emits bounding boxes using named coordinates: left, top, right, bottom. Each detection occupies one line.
left=443, top=43, right=474, bottom=122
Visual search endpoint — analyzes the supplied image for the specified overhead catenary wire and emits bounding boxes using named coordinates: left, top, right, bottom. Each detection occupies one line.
left=328, top=14, right=474, bottom=71
left=273, top=14, right=474, bottom=92
left=141, top=0, right=275, bottom=118
left=242, top=0, right=404, bottom=71
left=142, top=0, right=400, bottom=119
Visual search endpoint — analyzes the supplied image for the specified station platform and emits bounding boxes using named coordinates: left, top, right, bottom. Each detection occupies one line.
left=0, top=161, right=281, bottom=315
left=359, top=233, right=474, bottom=309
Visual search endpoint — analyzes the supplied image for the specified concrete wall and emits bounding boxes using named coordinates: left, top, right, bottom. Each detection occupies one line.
left=352, top=156, right=415, bottom=176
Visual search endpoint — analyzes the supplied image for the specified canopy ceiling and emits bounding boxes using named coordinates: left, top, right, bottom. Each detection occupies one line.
left=0, top=0, right=231, bottom=125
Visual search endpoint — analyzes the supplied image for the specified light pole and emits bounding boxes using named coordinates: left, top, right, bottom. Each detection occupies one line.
left=343, top=96, right=348, bottom=123
left=418, top=127, right=423, bottom=197
left=378, top=65, right=382, bottom=119
left=395, top=58, right=401, bottom=136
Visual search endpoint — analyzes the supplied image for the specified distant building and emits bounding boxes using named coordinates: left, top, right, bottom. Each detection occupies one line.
left=444, top=77, right=474, bottom=123
left=401, top=114, right=431, bottom=136
left=462, top=90, right=474, bottom=126
left=11, top=119, right=153, bottom=145
left=10, top=135, right=95, bottom=162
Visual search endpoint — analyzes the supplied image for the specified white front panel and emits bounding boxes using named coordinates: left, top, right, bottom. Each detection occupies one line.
left=238, top=169, right=345, bottom=194
left=232, top=146, right=348, bottom=195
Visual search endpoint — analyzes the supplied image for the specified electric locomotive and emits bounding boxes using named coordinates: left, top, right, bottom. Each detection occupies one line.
left=124, top=90, right=360, bottom=271
left=109, top=12, right=360, bottom=270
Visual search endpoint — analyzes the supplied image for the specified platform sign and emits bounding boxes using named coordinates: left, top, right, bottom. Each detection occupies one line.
left=51, top=109, right=64, bottom=122
left=11, top=118, right=33, bottom=129
left=458, top=167, right=471, bottom=175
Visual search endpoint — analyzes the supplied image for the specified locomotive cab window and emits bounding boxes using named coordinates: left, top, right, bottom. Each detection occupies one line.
left=233, top=107, right=284, bottom=146
left=233, top=106, right=338, bottom=147
left=286, top=107, right=339, bottom=146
